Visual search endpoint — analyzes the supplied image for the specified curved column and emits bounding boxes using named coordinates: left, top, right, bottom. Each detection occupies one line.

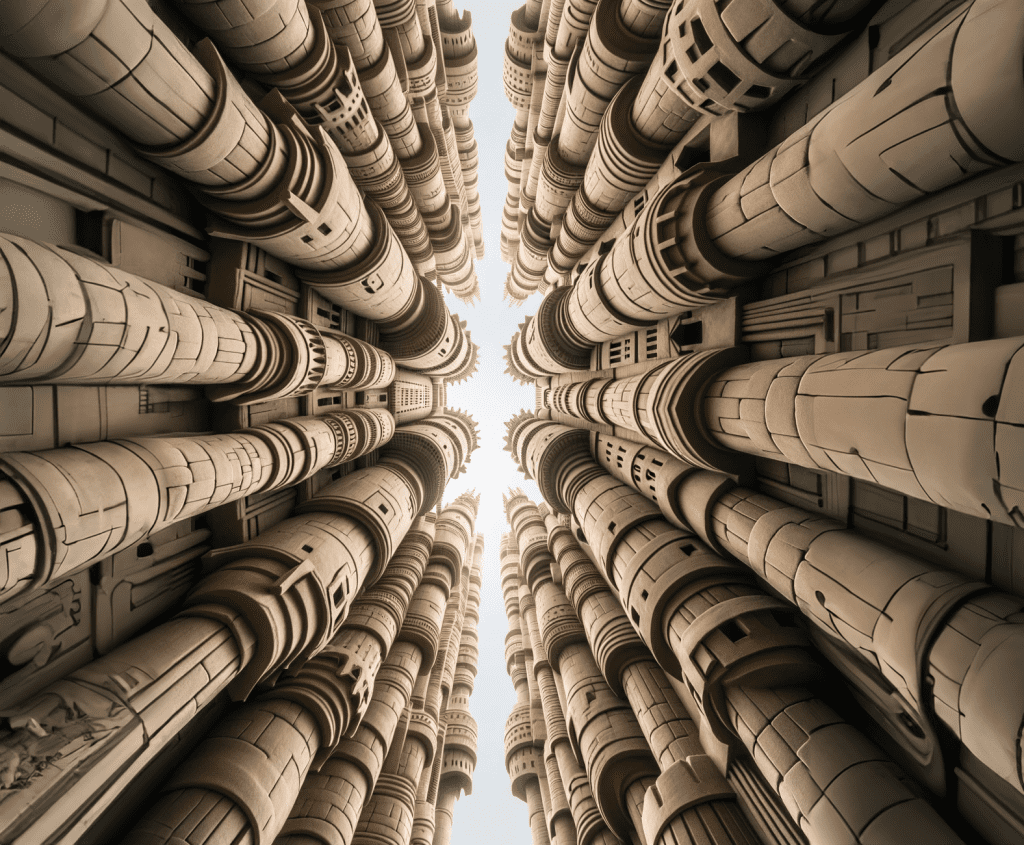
left=512, top=165, right=766, bottom=377
left=430, top=535, right=482, bottom=845
left=502, top=533, right=555, bottom=845
left=501, top=4, right=543, bottom=299
left=505, top=497, right=659, bottom=844
left=507, top=416, right=966, bottom=845
left=542, top=504, right=763, bottom=845
left=0, top=413, right=476, bottom=843
left=697, top=338, right=1024, bottom=526
left=0, top=614, right=246, bottom=845
left=175, top=0, right=317, bottom=81
left=277, top=639, right=426, bottom=845
left=276, top=493, right=477, bottom=845
left=0, top=234, right=399, bottom=400
left=505, top=530, right=614, bottom=845
left=296, top=213, right=474, bottom=377
left=304, top=44, right=435, bottom=277
left=0, top=1, right=387, bottom=279
left=705, top=0, right=1024, bottom=262
left=125, top=509, right=439, bottom=845
left=0, top=408, right=394, bottom=601
left=519, top=0, right=663, bottom=293
left=312, top=0, right=423, bottom=158
left=557, top=0, right=660, bottom=165
left=591, top=429, right=1024, bottom=801
left=546, top=0, right=874, bottom=283
left=508, top=492, right=761, bottom=845
left=510, top=0, right=1024, bottom=372
left=438, top=8, right=483, bottom=259
left=320, top=0, right=474, bottom=300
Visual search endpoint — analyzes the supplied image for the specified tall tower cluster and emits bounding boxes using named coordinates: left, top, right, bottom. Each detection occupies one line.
left=0, top=1, right=482, bottom=843
left=500, top=0, right=1024, bottom=843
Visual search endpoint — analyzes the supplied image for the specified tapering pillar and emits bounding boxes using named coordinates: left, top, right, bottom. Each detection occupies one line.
left=0, top=408, right=394, bottom=601
left=695, top=338, right=1024, bottom=526
left=507, top=416, right=966, bottom=845
left=123, top=506, right=438, bottom=845
left=277, top=492, right=477, bottom=845
left=504, top=526, right=614, bottom=845
left=0, top=235, right=394, bottom=400
left=309, top=49, right=435, bottom=277
left=508, top=491, right=761, bottom=845
left=311, top=0, right=422, bottom=157
left=591, top=428, right=1024, bottom=804
left=510, top=0, right=1024, bottom=375
left=705, top=0, right=1024, bottom=264
left=432, top=535, right=482, bottom=845
left=544, top=0, right=876, bottom=283
left=502, top=533, right=553, bottom=845
left=0, top=0, right=385, bottom=278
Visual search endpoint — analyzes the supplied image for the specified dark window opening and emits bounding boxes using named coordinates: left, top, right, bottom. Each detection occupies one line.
left=720, top=619, right=747, bottom=642
left=707, top=62, right=739, bottom=93
left=75, top=210, right=105, bottom=256
left=691, top=18, right=712, bottom=54
left=671, top=320, right=703, bottom=347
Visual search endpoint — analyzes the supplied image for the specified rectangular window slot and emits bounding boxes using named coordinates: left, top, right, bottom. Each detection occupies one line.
left=691, top=18, right=712, bottom=53
left=708, top=61, right=740, bottom=93
left=720, top=619, right=747, bottom=642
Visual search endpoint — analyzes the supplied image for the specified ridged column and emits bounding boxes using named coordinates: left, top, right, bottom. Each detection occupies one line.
left=123, top=507, right=437, bottom=845
left=0, top=408, right=393, bottom=601
left=507, top=417, right=966, bottom=845
left=0, top=234, right=396, bottom=402
left=591, top=428, right=1024, bottom=802
left=0, top=412, right=474, bottom=843
left=705, top=0, right=1024, bottom=263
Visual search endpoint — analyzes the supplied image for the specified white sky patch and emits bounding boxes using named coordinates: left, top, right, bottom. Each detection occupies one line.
left=434, top=2, right=548, bottom=841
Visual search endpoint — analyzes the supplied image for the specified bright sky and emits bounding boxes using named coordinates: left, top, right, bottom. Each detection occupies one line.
left=436, top=1, right=545, bottom=842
